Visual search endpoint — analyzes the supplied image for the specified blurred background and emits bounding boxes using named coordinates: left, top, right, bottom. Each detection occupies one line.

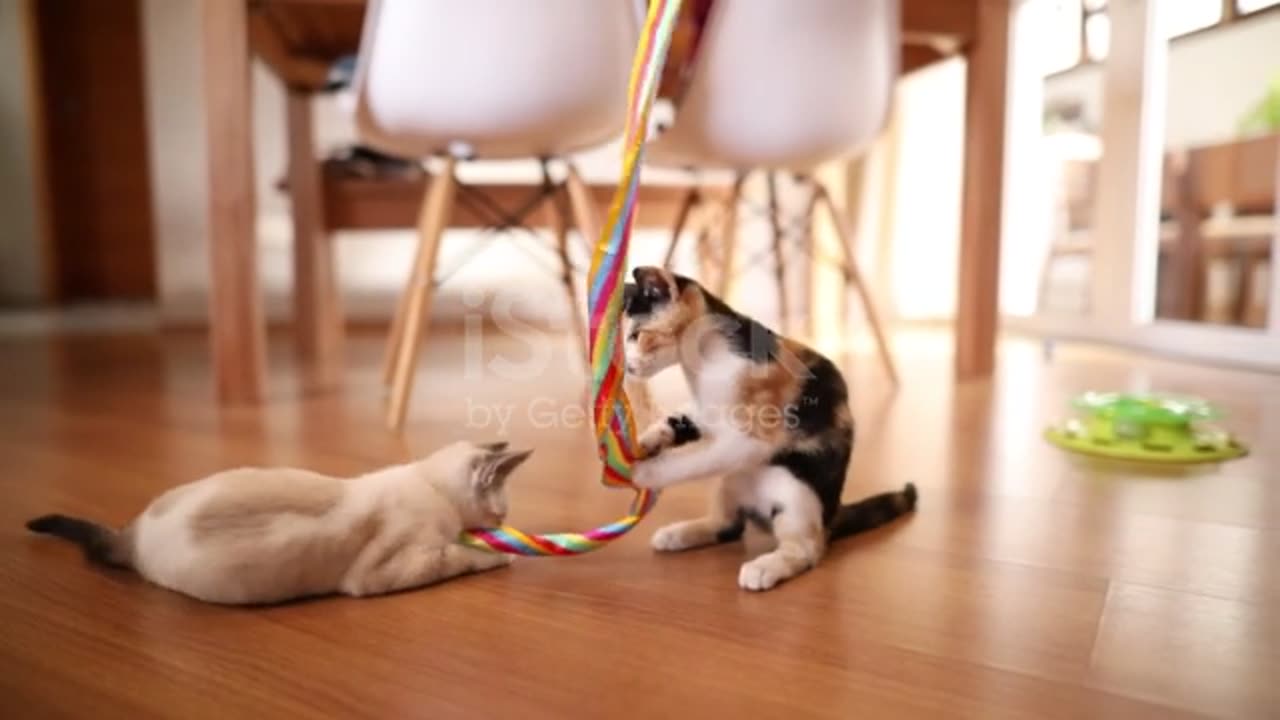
left=0, top=0, right=1276, bottom=371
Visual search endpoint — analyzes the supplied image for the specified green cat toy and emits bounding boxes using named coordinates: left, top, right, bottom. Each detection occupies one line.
left=1044, top=392, right=1248, bottom=464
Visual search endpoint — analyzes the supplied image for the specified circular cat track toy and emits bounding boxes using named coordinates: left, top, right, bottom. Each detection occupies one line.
left=1044, top=391, right=1249, bottom=465
left=457, top=0, right=684, bottom=556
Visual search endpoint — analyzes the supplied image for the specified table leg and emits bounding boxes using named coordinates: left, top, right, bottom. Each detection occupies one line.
left=955, top=0, right=1012, bottom=380
left=202, top=0, right=266, bottom=404
left=287, top=90, right=344, bottom=387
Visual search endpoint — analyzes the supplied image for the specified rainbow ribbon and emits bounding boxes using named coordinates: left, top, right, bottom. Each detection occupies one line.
left=459, top=0, right=682, bottom=555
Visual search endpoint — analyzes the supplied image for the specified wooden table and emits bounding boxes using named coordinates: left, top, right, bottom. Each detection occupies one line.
left=200, top=0, right=1012, bottom=403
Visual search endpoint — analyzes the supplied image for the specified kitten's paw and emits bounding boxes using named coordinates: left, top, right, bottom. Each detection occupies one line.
left=738, top=556, right=786, bottom=592
left=477, top=551, right=514, bottom=571
left=637, top=422, right=674, bottom=458
left=650, top=521, right=701, bottom=552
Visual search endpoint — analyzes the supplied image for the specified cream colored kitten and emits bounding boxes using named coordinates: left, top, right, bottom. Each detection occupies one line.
left=25, top=441, right=528, bottom=605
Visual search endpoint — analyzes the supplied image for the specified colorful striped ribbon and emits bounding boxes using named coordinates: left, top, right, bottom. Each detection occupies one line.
left=459, top=0, right=682, bottom=555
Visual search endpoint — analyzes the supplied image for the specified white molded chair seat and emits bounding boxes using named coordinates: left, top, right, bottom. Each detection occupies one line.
left=643, top=0, right=901, bottom=384
left=354, top=0, right=637, bottom=160
left=351, top=0, right=640, bottom=429
left=647, top=0, right=898, bottom=171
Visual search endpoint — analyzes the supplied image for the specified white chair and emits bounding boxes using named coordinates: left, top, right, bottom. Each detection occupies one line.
left=648, top=0, right=900, bottom=384
left=352, top=0, right=639, bottom=429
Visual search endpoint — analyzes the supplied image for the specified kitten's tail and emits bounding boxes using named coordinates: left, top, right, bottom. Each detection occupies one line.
left=26, top=514, right=133, bottom=568
left=827, top=483, right=918, bottom=542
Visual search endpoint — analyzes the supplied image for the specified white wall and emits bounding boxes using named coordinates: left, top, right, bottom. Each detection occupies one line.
left=0, top=0, right=46, bottom=304
left=886, top=60, right=964, bottom=320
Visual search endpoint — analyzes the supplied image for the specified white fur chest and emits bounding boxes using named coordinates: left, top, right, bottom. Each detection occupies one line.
left=689, top=351, right=748, bottom=430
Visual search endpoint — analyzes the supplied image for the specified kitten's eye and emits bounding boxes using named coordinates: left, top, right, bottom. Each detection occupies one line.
left=627, top=330, right=639, bottom=342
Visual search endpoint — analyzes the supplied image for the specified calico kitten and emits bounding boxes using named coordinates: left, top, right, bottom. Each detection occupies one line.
left=623, top=266, right=916, bottom=591
left=25, top=441, right=528, bottom=604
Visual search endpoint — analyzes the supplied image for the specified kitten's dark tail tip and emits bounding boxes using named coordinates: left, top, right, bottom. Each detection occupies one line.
left=26, top=515, right=63, bottom=533
left=901, top=483, right=919, bottom=511
left=828, top=484, right=920, bottom=542
left=25, top=514, right=131, bottom=568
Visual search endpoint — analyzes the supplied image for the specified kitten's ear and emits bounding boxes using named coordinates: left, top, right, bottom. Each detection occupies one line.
left=476, top=448, right=533, bottom=489
left=631, top=266, right=676, bottom=303
left=477, top=441, right=509, bottom=453
left=629, top=263, right=680, bottom=311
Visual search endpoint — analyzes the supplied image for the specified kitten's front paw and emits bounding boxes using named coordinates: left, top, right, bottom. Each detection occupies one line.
left=650, top=522, right=691, bottom=552
left=637, top=422, right=674, bottom=458
left=738, top=556, right=785, bottom=592
left=478, top=551, right=515, bottom=571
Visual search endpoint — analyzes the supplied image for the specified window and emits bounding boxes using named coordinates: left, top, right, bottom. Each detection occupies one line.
left=1043, top=0, right=1280, bottom=74
left=1084, top=11, right=1109, bottom=61
left=1043, top=0, right=1084, bottom=75
left=1238, top=0, right=1280, bottom=13
left=1165, top=1, right=1222, bottom=38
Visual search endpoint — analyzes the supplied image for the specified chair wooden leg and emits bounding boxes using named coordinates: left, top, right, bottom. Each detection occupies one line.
left=286, top=91, right=344, bottom=388
left=814, top=182, right=899, bottom=386
left=691, top=198, right=721, bottom=281
left=382, top=234, right=420, bottom=387
left=716, top=173, right=746, bottom=299
left=662, top=186, right=701, bottom=268
left=386, top=159, right=458, bottom=431
left=548, top=182, right=588, bottom=361
left=563, top=164, right=602, bottom=251
left=563, top=164, right=604, bottom=355
left=1035, top=249, right=1057, bottom=315
left=766, top=171, right=789, bottom=333
left=800, top=184, right=821, bottom=342
left=1237, top=254, right=1267, bottom=328
left=686, top=181, right=737, bottom=281
left=381, top=167, right=446, bottom=387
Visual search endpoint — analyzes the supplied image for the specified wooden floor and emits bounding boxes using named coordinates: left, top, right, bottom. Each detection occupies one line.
left=1, top=328, right=1277, bottom=719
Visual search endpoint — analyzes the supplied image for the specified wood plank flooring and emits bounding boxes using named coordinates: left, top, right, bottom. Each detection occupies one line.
left=0, top=329, right=1276, bottom=719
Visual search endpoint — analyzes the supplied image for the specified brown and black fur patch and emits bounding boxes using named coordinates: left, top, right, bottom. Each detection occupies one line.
left=666, top=414, right=702, bottom=446
left=766, top=344, right=855, bottom=528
